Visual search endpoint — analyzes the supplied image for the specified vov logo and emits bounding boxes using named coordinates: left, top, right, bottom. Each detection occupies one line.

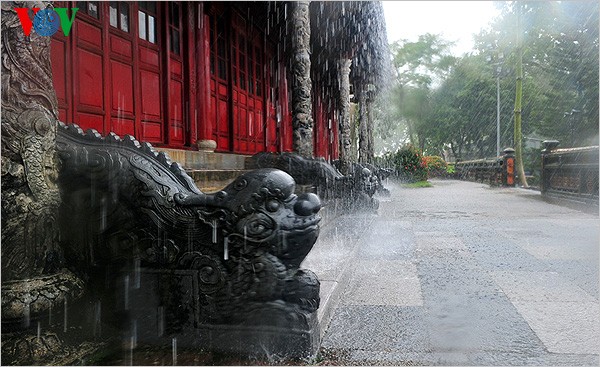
left=15, top=7, right=78, bottom=37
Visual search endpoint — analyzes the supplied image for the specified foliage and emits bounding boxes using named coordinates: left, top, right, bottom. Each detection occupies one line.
left=446, top=164, right=456, bottom=174
left=427, top=55, right=498, bottom=160
left=391, top=144, right=428, bottom=182
left=423, top=155, right=448, bottom=178
left=376, top=1, right=599, bottom=169
left=375, top=34, right=457, bottom=153
left=474, top=1, right=599, bottom=147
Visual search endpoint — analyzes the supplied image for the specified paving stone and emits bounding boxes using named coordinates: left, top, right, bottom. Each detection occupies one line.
left=526, top=353, right=600, bottom=366
left=512, top=301, right=600, bottom=355
left=546, top=259, right=600, bottom=300
left=522, top=243, right=597, bottom=261
left=415, top=235, right=467, bottom=250
left=352, top=260, right=419, bottom=277
left=464, top=235, right=551, bottom=272
left=321, top=305, right=431, bottom=352
left=423, top=295, right=546, bottom=355
left=491, top=271, right=596, bottom=302
left=344, top=277, right=423, bottom=306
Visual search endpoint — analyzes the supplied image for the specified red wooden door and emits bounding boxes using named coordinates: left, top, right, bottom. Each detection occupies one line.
left=230, top=14, right=269, bottom=154
left=107, top=1, right=135, bottom=137
left=166, top=2, right=185, bottom=147
left=246, top=32, right=266, bottom=153
left=265, top=52, right=278, bottom=152
left=208, top=8, right=230, bottom=151
left=137, top=2, right=163, bottom=143
left=230, top=15, right=249, bottom=153
left=50, top=2, right=71, bottom=123
left=72, top=1, right=105, bottom=132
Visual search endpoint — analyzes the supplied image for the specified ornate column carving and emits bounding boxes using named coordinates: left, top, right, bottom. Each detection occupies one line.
left=358, top=91, right=368, bottom=164
left=337, top=58, right=352, bottom=175
left=1, top=2, right=85, bottom=363
left=366, top=99, right=374, bottom=164
left=291, top=1, right=313, bottom=157
left=1, top=0, right=74, bottom=290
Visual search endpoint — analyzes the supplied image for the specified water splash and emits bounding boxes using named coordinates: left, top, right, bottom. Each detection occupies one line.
left=134, top=257, right=141, bottom=289
left=23, top=301, right=31, bottom=328
left=131, top=319, right=137, bottom=348
left=93, top=300, right=102, bottom=337
left=157, top=306, right=164, bottom=337
left=212, top=219, right=218, bottom=243
left=224, top=236, right=229, bottom=260
left=37, top=321, right=41, bottom=340
left=63, top=296, right=68, bottom=332
left=124, top=275, right=130, bottom=310
left=172, top=337, right=177, bottom=366
left=129, top=336, right=134, bottom=366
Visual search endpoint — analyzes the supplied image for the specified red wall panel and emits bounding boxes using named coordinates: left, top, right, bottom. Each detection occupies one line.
left=50, top=37, right=69, bottom=122
left=140, top=71, right=161, bottom=118
left=76, top=49, right=104, bottom=112
left=110, top=61, right=134, bottom=115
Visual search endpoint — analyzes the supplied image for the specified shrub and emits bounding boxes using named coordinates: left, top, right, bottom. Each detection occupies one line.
left=392, top=144, right=428, bottom=182
left=423, top=155, right=448, bottom=178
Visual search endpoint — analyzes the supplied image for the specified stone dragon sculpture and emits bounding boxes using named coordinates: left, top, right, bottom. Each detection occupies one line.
left=55, top=122, right=322, bottom=326
left=249, top=152, right=383, bottom=211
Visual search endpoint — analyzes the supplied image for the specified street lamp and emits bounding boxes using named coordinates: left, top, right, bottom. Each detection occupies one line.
left=493, top=52, right=504, bottom=157
left=563, top=109, right=580, bottom=147
left=495, top=62, right=502, bottom=157
left=486, top=48, right=506, bottom=157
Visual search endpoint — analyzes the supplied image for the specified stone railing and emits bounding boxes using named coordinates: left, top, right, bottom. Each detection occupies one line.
left=454, top=148, right=516, bottom=187
left=541, top=140, right=599, bottom=205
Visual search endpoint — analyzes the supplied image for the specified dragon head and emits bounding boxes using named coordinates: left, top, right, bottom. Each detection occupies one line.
left=176, top=169, right=321, bottom=269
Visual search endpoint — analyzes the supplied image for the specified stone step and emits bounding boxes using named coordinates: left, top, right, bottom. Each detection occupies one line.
left=155, top=148, right=250, bottom=170
left=187, top=169, right=251, bottom=193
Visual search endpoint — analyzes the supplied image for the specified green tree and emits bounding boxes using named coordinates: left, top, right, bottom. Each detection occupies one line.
left=427, top=55, right=498, bottom=160
left=475, top=1, right=599, bottom=147
left=376, top=34, right=456, bottom=153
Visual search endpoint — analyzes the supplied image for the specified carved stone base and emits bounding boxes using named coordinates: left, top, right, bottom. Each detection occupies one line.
left=119, top=269, right=320, bottom=359
left=0, top=331, right=106, bottom=366
left=1, top=270, right=85, bottom=323
left=196, top=139, right=218, bottom=152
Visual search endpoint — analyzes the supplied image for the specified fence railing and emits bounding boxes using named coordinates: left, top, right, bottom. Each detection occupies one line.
left=541, top=140, right=599, bottom=205
left=454, top=148, right=516, bottom=186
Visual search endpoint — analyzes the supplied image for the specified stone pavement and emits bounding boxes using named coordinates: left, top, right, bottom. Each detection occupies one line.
left=302, top=179, right=599, bottom=366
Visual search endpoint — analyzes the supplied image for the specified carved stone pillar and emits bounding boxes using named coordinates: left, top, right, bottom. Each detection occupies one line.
left=1, top=2, right=84, bottom=363
left=337, top=59, right=352, bottom=175
left=291, top=1, right=313, bottom=157
left=366, top=99, right=374, bottom=164
left=358, top=91, right=368, bottom=164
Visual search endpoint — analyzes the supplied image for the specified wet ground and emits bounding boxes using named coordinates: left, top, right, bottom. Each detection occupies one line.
left=316, top=179, right=599, bottom=365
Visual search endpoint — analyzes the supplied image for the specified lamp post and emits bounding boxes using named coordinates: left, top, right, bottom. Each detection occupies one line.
left=494, top=52, right=504, bottom=157
left=496, top=65, right=501, bottom=157
left=487, top=49, right=504, bottom=157
left=564, top=109, right=580, bottom=147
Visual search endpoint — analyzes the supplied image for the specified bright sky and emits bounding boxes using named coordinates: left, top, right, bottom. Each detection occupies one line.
left=382, top=1, right=501, bottom=56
